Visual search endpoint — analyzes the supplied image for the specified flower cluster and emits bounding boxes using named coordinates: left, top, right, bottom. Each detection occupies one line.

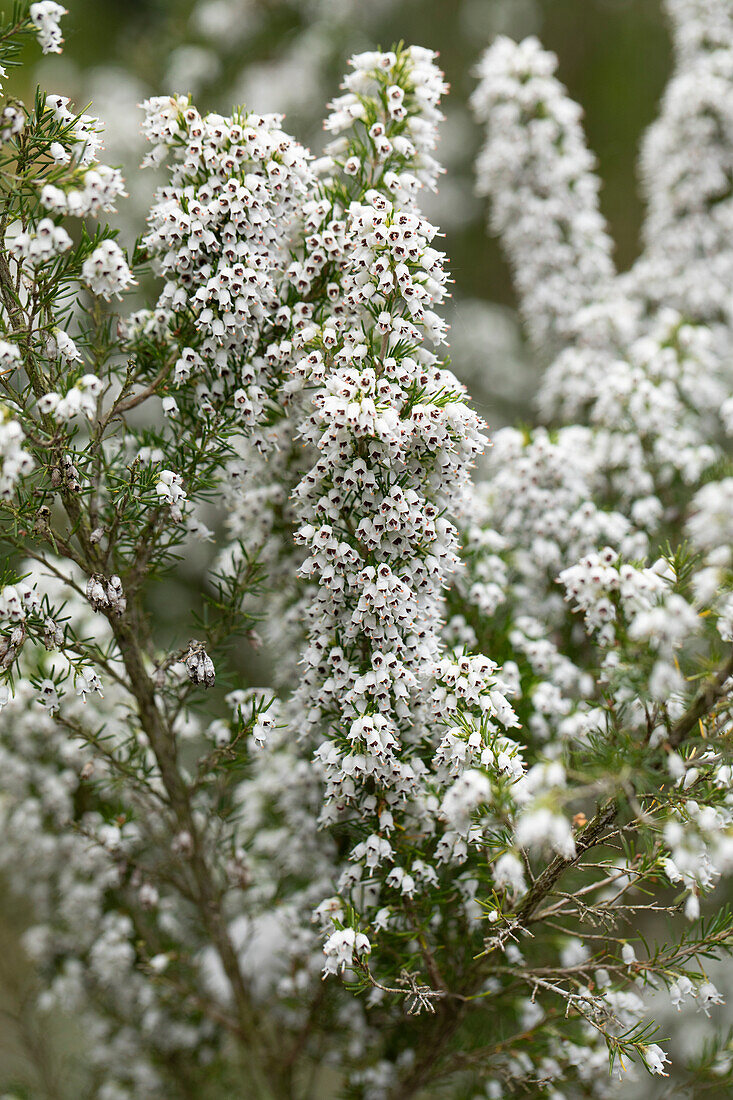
left=140, top=97, right=313, bottom=423
left=81, top=239, right=135, bottom=300
left=38, top=372, right=102, bottom=420
left=9, top=217, right=71, bottom=265
left=29, top=1, right=66, bottom=53
left=290, top=50, right=488, bottom=856
left=155, top=469, right=187, bottom=521
left=38, top=94, right=127, bottom=217
left=0, top=403, right=33, bottom=499
left=322, top=926, right=372, bottom=975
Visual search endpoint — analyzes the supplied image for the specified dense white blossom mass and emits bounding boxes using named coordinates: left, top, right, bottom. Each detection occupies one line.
left=0, top=2, right=732, bottom=1098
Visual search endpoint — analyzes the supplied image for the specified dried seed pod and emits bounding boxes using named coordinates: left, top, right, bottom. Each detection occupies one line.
left=86, top=573, right=126, bottom=616
left=105, top=575, right=126, bottom=616
left=86, top=573, right=108, bottom=612
left=0, top=623, right=25, bottom=670
left=184, top=642, right=215, bottom=688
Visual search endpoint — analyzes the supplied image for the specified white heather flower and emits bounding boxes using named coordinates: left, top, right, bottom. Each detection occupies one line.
left=688, top=479, right=733, bottom=552
left=351, top=835, right=393, bottom=871
left=186, top=515, right=214, bottom=542
left=0, top=104, right=24, bottom=142
left=540, top=310, right=726, bottom=495
left=79, top=374, right=103, bottom=397
left=36, top=678, right=59, bottom=714
left=669, top=976, right=695, bottom=1009
left=560, top=938, right=590, bottom=969
left=10, top=218, right=72, bottom=265
left=40, top=164, right=126, bottom=218
left=29, top=2, right=66, bottom=54
left=642, top=1044, right=670, bottom=1077
left=649, top=659, right=684, bottom=700
left=664, top=0, right=733, bottom=62
left=621, top=942, right=636, bottom=965
left=516, top=807, right=576, bottom=859
left=251, top=706, right=278, bottom=747
left=684, top=893, right=701, bottom=921
left=697, top=980, right=725, bottom=1015
left=1, top=17, right=732, bottom=1091
left=322, top=928, right=371, bottom=976
left=0, top=405, right=33, bottom=498
left=48, top=140, right=69, bottom=163
left=628, top=592, right=699, bottom=653
left=373, top=907, right=391, bottom=932
left=74, top=667, right=103, bottom=701
left=46, top=328, right=81, bottom=363
left=441, top=769, right=491, bottom=831
left=81, top=240, right=134, bottom=300
left=493, top=852, right=526, bottom=896
left=206, top=720, right=230, bottom=748
left=155, top=470, right=187, bottom=521
left=173, top=347, right=202, bottom=385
